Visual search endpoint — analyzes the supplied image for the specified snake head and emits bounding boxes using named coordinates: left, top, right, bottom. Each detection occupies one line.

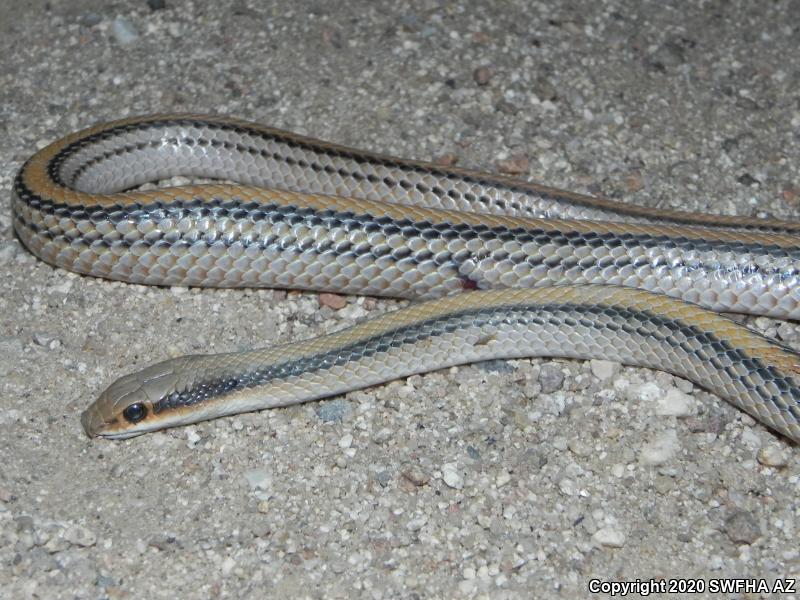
left=81, top=357, right=196, bottom=439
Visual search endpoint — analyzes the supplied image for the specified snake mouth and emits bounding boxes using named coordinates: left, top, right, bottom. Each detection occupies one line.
left=79, top=409, right=142, bottom=439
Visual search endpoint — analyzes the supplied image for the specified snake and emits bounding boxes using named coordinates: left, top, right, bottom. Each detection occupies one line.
left=10, top=114, right=800, bottom=442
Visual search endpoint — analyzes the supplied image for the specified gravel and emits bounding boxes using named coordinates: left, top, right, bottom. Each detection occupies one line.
left=1, top=0, right=799, bottom=597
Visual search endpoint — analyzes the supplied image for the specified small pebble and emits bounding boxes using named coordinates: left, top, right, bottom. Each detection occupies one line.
left=17, top=531, right=35, bottom=550
left=479, top=359, right=515, bottom=374
left=186, top=429, right=201, bottom=448
left=473, top=66, right=492, bottom=85
left=674, top=377, right=694, bottom=394
left=495, top=99, right=518, bottom=114
left=442, top=464, right=464, bottom=489
left=221, top=556, right=236, bottom=576
left=32, top=332, right=59, bottom=349
left=243, top=469, right=272, bottom=491
left=434, top=153, right=458, bottom=167
left=495, top=154, right=529, bottom=175
left=756, top=444, right=789, bottom=467
left=315, top=399, right=352, bottom=423
left=44, top=531, right=71, bottom=554
left=532, top=74, right=558, bottom=101
left=147, top=0, right=167, bottom=10
left=740, top=428, right=762, bottom=448
left=590, top=359, right=618, bottom=381
left=655, top=388, right=694, bottom=417
left=65, top=525, right=97, bottom=548
left=374, top=470, right=392, bottom=487
left=402, top=465, right=430, bottom=487
left=372, top=428, right=393, bottom=444
left=725, top=510, right=761, bottom=544
left=538, top=363, right=565, bottom=393
left=96, top=575, right=116, bottom=589
left=338, top=433, right=353, bottom=449
left=406, top=515, right=427, bottom=531
left=558, top=478, right=576, bottom=496
left=777, top=322, right=800, bottom=344
left=15, top=515, right=34, bottom=532
left=459, top=580, right=476, bottom=594
left=111, top=16, right=139, bottom=45
left=567, top=439, right=592, bottom=457
left=319, top=293, right=347, bottom=309
left=623, top=171, right=644, bottom=193
left=629, top=381, right=662, bottom=403
left=593, top=527, right=626, bottom=548
left=652, top=474, right=673, bottom=495
left=639, top=430, right=680, bottom=465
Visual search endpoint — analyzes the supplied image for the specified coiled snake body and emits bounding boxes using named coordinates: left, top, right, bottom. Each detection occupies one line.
left=11, top=114, right=800, bottom=441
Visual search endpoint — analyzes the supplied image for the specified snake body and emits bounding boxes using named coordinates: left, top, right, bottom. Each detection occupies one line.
left=10, top=114, right=800, bottom=441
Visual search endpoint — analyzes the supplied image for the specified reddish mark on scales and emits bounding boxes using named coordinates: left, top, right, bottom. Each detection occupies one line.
left=460, top=276, right=479, bottom=291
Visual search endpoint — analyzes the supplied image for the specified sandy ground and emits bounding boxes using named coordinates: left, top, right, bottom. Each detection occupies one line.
left=1, top=1, right=799, bottom=598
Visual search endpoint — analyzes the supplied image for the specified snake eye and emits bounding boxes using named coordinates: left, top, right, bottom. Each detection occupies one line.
left=122, top=403, right=147, bottom=424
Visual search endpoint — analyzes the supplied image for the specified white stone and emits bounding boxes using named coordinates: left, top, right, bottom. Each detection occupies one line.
left=406, top=515, right=427, bottom=531
left=243, top=469, right=272, bottom=491
left=639, top=430, right=680, bottom=465
left=632, top=382, right=662, bottom=402
left=558, top=478, right=576, bottom=496
left=442, top=464, right=464, bottom=489
left=655, top=388, right=694, bottom=417
left=186, top=429, right=201, bottom=448
left=64, top=525, right=96, bottom=548
left=112, top=16, right=139, bottom=45
left=590, top=359, right=618, bottom=381
left=740, top=429, right=762, bottom=448
left=757, top=444, right=790, bottom=467
left=593, top=527, right=626, bottom=548
left=221, top=556, right=236, bottom=576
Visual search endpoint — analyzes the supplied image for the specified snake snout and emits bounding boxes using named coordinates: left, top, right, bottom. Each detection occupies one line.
left=80, top=404, right=105, bottom=438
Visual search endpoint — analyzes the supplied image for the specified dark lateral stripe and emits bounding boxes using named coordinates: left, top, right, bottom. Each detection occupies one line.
left=13, top=193, right=800, bottom=283
left=152, top=302, right=800, bottom=422
left=14, top=191, right=800, bottom=260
